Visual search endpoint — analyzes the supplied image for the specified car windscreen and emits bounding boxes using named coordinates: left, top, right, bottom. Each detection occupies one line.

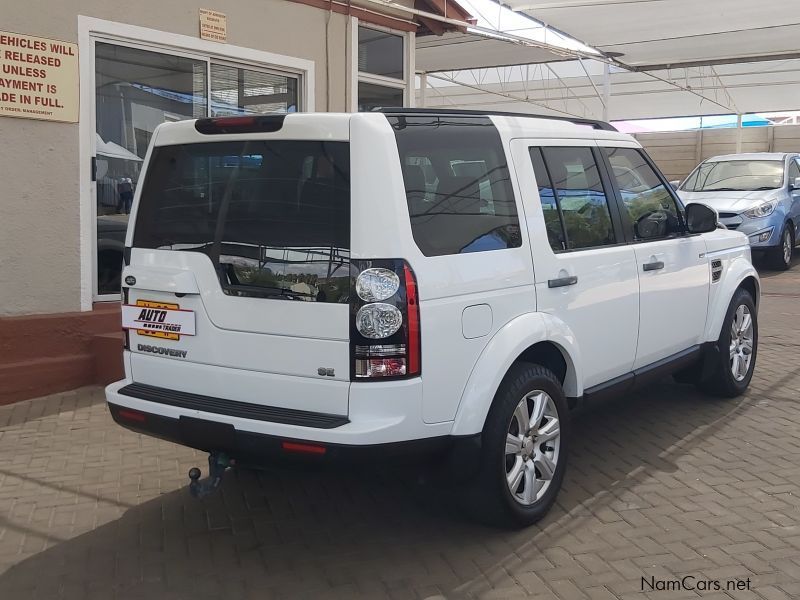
left=681, top=159, right=784, bottom=192
left=133, top=140, right=351, bottom=303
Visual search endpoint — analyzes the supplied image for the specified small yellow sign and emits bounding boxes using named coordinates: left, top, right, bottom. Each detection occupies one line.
left=199, top=9, right=227, bottom=43
left=135, top=299, right=181, bottom=341
left=0, top=30, right=78, bottom=123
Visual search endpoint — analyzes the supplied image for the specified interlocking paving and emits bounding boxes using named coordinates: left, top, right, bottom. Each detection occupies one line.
left=0, top=263, right=798, bottom=599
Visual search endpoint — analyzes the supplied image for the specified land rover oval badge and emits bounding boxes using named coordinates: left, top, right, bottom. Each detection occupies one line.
left=125, top=275, right=136, bottom=286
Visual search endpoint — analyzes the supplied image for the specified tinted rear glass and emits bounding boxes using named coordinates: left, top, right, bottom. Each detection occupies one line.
left=388, top=115, right=521, bottom=256
left=134, top=140, right=351, bottom=303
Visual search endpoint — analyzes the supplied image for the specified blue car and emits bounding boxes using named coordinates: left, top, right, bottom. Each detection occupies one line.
left=677, top=153, right=800, bottom=270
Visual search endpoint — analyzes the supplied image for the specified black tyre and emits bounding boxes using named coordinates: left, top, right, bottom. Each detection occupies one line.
left=463, top=363, right=569, bottom=528
left=698, top=288, right=757, bottom=398
left=769, top=225, right=793, bottom=271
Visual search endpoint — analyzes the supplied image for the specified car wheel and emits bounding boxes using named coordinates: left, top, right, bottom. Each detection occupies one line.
left=698, top=288, right=757, bottom=398
left=769, top=225, right=793, bottom=270
left=463, top=363, right=569, bottom=528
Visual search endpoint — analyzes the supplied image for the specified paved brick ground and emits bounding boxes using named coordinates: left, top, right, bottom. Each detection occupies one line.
left=0, top=264, right=798, bottom=600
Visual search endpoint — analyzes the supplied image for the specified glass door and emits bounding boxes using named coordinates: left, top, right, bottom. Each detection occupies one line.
left=93, top=42, right=301, bottom=298
left=94, top=42, right=207, bottom=295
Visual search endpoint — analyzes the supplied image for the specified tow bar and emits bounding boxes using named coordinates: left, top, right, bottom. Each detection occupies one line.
left=188, top=452, right=232, bottom=499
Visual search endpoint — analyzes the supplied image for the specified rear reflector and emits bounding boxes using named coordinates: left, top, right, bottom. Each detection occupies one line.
left=118, top=409, right=146, bottom=423
left=195, top=115, right=285, bottom=134
left=281, top=441, right=327, bottom=455
left=403, top=263, right=421, bottom=376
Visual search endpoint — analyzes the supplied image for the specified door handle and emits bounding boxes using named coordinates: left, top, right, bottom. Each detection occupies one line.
left=548, top=275, right=578, bottom=288
left=643, top=260, right=665, bottom=272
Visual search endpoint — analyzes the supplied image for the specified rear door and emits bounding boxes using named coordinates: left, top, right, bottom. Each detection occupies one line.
left=124, top=127, right=353, bottom=415
left=512, top=139, right=640, bottom=389
left=600, top=144, right=709, bottom=368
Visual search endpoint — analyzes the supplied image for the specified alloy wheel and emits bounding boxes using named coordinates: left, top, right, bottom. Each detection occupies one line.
left=504, top=390, right=561, bottom=505
left=729, top=304, right=754, bottom=382
left=783, top=229, right=792, bottom=266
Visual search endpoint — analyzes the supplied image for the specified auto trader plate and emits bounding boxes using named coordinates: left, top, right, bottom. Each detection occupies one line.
left=122, top=300, right=196, bottom=339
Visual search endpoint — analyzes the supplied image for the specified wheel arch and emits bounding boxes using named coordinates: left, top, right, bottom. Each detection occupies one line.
left=705, top=256, right=760, bottom=342
left=451, top=312, right=582, bottom=436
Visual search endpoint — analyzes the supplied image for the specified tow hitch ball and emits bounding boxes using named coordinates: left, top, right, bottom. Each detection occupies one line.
left=188, top=452, right=232, bottom=499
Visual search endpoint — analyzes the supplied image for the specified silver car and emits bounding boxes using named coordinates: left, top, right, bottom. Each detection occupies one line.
left=677, top=152, right=800, bottom=270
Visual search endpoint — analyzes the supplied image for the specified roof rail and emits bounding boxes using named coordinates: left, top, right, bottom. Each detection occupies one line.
left=373, top=107, right=617, bottom=132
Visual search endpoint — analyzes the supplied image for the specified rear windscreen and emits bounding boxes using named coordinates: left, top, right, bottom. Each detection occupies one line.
left=134, top=140, right=351, bottom=303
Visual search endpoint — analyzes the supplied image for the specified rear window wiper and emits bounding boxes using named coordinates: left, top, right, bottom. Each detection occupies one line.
left=223, top=282, right=316, bottom=301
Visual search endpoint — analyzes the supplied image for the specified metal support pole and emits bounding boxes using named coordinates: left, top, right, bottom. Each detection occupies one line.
left=735, top=113, right=743, bottom=153
left=419, top=72, right=427, bottom=108
left=602, top=62, right=611, bottom=122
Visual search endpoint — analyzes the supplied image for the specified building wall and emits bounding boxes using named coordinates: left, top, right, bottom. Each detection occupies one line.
left=0, top=0, right=349, bottom=316
left=634, top=125, right=800, bottom=182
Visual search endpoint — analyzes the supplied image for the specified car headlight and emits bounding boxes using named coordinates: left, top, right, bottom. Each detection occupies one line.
left=743, top=200, right=777, bottom=218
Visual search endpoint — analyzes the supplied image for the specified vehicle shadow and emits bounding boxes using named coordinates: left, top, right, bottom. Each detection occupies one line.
left=0, top=378, right=774, bottom=599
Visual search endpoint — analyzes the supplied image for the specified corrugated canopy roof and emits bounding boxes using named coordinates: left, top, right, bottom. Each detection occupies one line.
left=416, top=31, right=572, bottom=71
left=419, top=57, right=800, bottom=120
left=414, top=0, right=800, bottom=120
left=507, top=0, right=800, bottom=69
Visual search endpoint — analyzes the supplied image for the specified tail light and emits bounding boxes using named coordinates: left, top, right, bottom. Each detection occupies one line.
left=351, top=259, right=420, bottom=380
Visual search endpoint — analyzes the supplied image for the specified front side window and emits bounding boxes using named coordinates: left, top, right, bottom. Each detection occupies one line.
left=536, top=147, right=616, bottom=250
left=134, top=141, right=351, bottom=303
left=390, top=115, right=522, bottom=256
left=681, top=159, right=784, bottom=192
left=603, top=147, right=683, bottom=241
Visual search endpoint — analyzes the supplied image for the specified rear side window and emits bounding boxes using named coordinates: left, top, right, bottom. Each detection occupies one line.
left=388, top=115, right=522, bottom=256
left=134, top=140, right=351, bottom=303
left=529, top=147, right=616, bottom=251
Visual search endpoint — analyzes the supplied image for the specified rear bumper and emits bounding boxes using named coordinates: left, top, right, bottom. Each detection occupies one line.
left=107, top=401, right=465, bottom=464
left=105, top=376, right=453, bottom=447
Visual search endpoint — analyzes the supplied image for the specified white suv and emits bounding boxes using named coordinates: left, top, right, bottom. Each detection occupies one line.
left=106, top=109, right=760, bottom=527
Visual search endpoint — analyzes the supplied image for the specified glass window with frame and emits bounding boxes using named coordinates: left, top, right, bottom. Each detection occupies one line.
left=603, top=147, right=683, bottom=241
left=210, top=64, right=298, bottom=115
left=358, top=27, right=404, bottom=79
left=537, top=147, right=616, bottom=250
left=357, top=25, right=406, bottom=111
left=95, top=42, right=208, bottom=295
left=357, top=81, right=403, bottom=112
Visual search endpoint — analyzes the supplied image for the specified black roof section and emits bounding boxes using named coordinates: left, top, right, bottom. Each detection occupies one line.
left=375, top=107, right=617, bottom=132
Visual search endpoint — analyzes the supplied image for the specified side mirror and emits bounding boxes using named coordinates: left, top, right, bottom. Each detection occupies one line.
left=686, top=203, right=718, bottom=234
left=669, top=180, right=680, bottom=191
left=791, top=177, right=800, bottom=191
